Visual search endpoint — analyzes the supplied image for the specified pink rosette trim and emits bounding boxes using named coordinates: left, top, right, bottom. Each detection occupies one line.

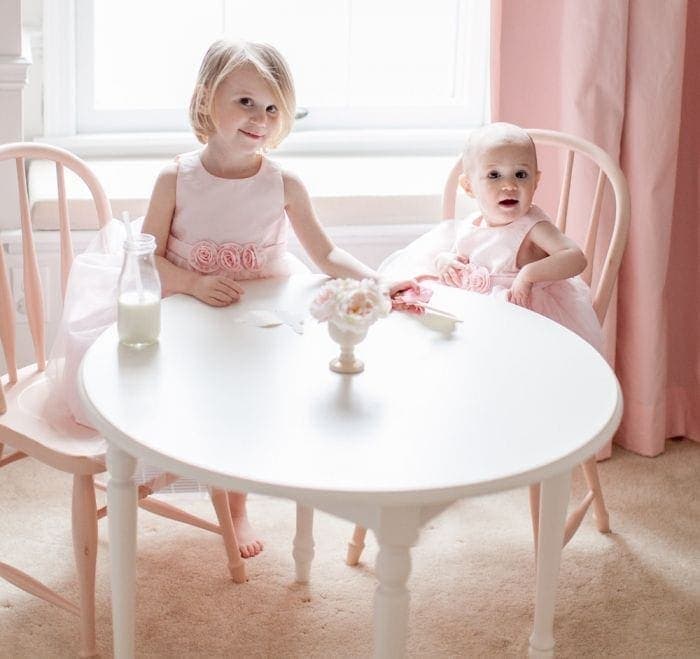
left=188, top=240, right=267, bottom=275
left=218, top=242, right=243, bottom=272
left=241, top=243, right=264, bottom=272
left=189, top=240, right=220, bottom=274
left=460, top=263, right=492, bottom=293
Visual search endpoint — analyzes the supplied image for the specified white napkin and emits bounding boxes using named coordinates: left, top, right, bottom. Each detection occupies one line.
left=234, top=309, right=306, bottom=334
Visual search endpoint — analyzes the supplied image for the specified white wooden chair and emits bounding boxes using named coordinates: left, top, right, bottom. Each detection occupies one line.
left=346, top=128, right=631, bottom=565
left=0, top=143, right=244, bottom=657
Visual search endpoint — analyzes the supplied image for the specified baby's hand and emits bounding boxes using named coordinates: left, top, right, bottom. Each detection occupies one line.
left=192, top=275, right=245, bottom=307
left=507, top=275, right=533, bottom=308
left=435, top=252, right=468, bottom=287
left=385, top=278, right=420, bottom=297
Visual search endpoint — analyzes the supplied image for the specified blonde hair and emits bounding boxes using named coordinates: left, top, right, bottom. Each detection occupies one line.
left=189, top=39, right=296, bottom=148
left=462, top=122, right=538, bottom=174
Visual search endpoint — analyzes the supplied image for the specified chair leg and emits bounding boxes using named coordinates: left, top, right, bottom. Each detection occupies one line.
left=72, top=474, right=98, bottom=658
left=562, top=490, right=595, bottom=547
left=530, top=459, right=610, bottom=554
left=581, top=457, right=610, bottom=533
left=346, top=525, right=368, bottom=566
left=533, top=473, right=589, bottom=550
left=0, top=561, right=79, bottom=614
left=137, top=496, right=221, bottom=534
left=0, top=449, right=27, bottom=467
left=208, top=488, right=246, bottom=583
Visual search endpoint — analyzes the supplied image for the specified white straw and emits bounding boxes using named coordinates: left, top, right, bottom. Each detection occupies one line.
left=419, top=303, right=462, bottom=322
left=121, top=210, right=133, bottom=241
left=120, top=210, right=144, bottom=300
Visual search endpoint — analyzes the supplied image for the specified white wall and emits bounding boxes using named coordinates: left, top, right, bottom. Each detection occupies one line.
left=21, top=0, right=42, bottom=139
left=0, top=0, right=41, bottom=138
left=0, top=0, right=30, bottom=228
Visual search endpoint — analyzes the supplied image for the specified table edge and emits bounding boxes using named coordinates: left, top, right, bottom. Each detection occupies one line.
left=79, top=356, right=623, bottom=506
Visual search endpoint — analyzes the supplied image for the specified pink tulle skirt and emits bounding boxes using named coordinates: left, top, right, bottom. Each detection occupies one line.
left=378, top=220, right=604, bottom=353
left=45, top=217, right=308, bottom=431
left=501, top=277, right=604, bottom=352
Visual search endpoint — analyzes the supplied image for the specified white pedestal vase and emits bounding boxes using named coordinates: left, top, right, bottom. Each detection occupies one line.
left=327, top=322, right=368, bottom=374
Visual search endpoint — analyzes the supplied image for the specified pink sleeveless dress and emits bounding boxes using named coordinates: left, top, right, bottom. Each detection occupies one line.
left=46, top=151, right=306, bottom=430
left=380, top=205, right=603, bottom=352
left=164, top=151, right=303, bottom=280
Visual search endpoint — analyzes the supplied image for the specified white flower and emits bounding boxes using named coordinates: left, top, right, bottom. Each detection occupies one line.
left=310, top=278, right=391, bottom=333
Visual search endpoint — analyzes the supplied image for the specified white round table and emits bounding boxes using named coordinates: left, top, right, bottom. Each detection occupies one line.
left=79, top=274, right=622, bottom=658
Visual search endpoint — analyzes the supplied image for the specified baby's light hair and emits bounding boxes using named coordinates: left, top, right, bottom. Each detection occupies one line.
left=462, top=122, right=538, bottom=175
left=189, top=39, right=296, bottom=148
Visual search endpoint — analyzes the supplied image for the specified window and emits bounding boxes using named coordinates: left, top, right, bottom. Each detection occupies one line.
left=46, top=0, right=490, bottom=151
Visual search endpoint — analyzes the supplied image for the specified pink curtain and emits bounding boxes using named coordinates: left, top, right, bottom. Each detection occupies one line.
left=491, top=0, right=698, bottom=457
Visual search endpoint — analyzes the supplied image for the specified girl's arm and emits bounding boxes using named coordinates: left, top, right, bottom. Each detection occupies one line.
left=509, top=221, right=587, bottom=307
left=283, top=170, right=415, bottom=294
left=142, top=164, right=244, bottom=306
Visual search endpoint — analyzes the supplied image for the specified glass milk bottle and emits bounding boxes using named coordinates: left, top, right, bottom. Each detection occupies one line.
left=117, top=234, right=162, bottom=347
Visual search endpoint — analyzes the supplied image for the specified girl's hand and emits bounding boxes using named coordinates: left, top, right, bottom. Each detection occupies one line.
left=507, top=275, right=533, bottom=308
left=192, top=275, right=245, bottom=307
left=435, top=252, right=468, bottom=287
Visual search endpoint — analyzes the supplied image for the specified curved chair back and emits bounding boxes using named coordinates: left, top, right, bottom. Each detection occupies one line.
left=346, top=130, right=630, bottom=569
left=0, top=142, right=112, bottom=393
left=0, top=143, right=248, bottom=656
left=441, top=129, right=631, bottom=323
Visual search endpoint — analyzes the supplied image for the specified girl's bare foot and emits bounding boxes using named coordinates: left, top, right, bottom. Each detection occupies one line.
left=231, top=515, right=263, bottom=558
left=227, top=491, right=263, bottom=558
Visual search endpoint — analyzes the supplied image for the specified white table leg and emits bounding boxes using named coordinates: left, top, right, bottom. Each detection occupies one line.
left=106, top=444, right=138, bottom=659
left=373, top=507, right=420, bottom=659
left=529, top=470, right=571, bottom=658
left=293, top=504, right=314, bottom=583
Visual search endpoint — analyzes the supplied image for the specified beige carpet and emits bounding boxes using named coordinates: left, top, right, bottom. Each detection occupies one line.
left=1, top=439, right=699, bottom=658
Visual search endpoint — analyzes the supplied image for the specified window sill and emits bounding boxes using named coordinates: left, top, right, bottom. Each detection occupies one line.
left=36, top=128, right=470, bottom=158
left=28, top=152, right=475, bottom=230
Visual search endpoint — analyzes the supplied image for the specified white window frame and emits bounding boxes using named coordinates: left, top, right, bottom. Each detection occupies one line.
left=42, top=0, right=490, bottom=157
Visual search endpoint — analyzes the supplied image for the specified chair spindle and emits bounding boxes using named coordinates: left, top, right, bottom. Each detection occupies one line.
left=555, top=150, right=574, bottom=233
left=16, top=156, right=47, bottom=370
left=56, top=162, right=75, bottom=298
left=441, top=156, right=463, bottom=220
left=581, top=170, right=606, bottom=286
left=0, top=241, right=18, bottom=385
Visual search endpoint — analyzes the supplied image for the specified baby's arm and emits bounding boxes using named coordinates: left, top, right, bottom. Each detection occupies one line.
left=142, top=164, right=244, bottom=307
left=283, top=171, right=416, bottom=295
left=509, top=221, right=587, bottom=307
